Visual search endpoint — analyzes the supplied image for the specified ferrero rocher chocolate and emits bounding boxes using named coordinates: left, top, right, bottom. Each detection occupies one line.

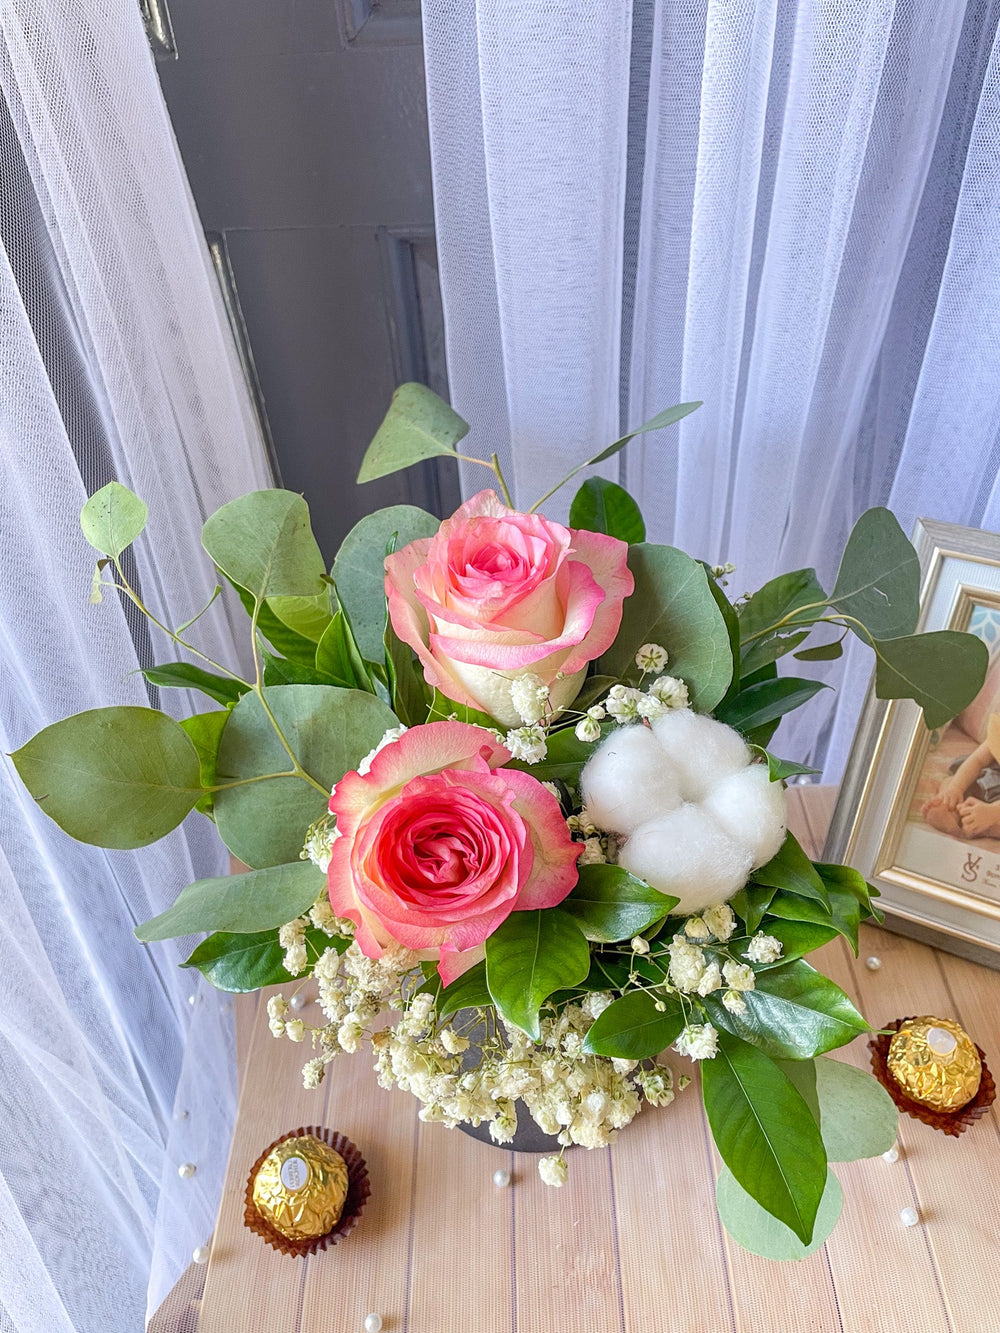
left=886, top=1017, right=982, bottom=1113
left=251, top=1134, right=349, bottom=1241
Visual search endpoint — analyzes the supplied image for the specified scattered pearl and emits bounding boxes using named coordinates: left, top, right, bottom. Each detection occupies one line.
left=178, top=1162, right=197, bottom=1179
left=865, top=956, right=882, bottom=971
left=364, top=1315, right=383, bottom=1333
left=883, top=1146, right=899, bottom=1163
left=900, top=1206, right=919, bottom=1227
left=193, top=1245, right=210, bottom=1265
left=289, top=992, right=307, bottom=1011
left=173, top=1108, right=189, bottom=1122
left=493, top=1168, right=511, bottom=1188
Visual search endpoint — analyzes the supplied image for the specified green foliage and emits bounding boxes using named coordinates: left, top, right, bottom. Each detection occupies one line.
left=814, top=1057, right=898, bottom=1161
left=729, top=883, right=776, bottom=934
left=600, top=544, right=734, bottom=711
left=179, top=710, right=229, bottom=814
left=582, top=990, right=684, bottom=1059
left=872, top=630, right=988, bottom=730
left=331, top=505, right=439, bottom=660
left=213, top=685, right=397, bottom=868
left=701, top=1032, right=828, bottom=1244
left=426, top=690, right=499, bottom=730
left=141, top=662, right=247, bottom=706
left=182, top=925, right=346, bottom=992
left=202, top=490, right=326, bottom=601
left=715, top=1167, right=843, bottom=1261
left=136, top=860, right=325, bottom=941
left=749, top=747, right=820, bottom=782
left=737, top=569, right=826, bottom=675
left=384, top=620, right=431, bottom=727
left=261, top=651, right=346, bottom=689
left=568, top=478, right=646, bottom=543
left=707, top=960, right=869, bottom=1059
left=315, top=610, right=373, bottom=693
left=589, top=401, right=702, bottom=466
left=793, top=638, right=844, bottom=662
left=715, top=676, right=828, bottom=741
left=80, top=481, right=148, bottom=557
left=744, top=918, right=838, bottom=966
left=357, top=383, right=470, bottom=483
left=437, top=961, right=492, bottom=1018
left=228, top=578, right=320, bottom=664
left=485, top=909, right=590, bottom=1040
left=561, top=864, right=676, bottom=942
left=829, top=507, right=919, bottom=640
left=750, top=832, right=829, bottom=908
left=12, top=707, right=203, bottom=849
left=266, top=593, right=333, bottom=644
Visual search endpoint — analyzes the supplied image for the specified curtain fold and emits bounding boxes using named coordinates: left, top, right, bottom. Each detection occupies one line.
left=423, top=0, right=1000, bottom=777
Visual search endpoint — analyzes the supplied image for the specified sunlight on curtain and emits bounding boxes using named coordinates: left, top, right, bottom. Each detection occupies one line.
left=0, top=1, right=272, bottom=1327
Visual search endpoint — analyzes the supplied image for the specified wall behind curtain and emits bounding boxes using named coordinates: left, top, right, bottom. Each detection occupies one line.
left=423, top=0, right=1000, bottom=777
left=0, top=1, right=272, bottom=1327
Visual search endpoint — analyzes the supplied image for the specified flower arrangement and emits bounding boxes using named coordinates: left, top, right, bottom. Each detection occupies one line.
left=14, top=385, right=988, bottom=1257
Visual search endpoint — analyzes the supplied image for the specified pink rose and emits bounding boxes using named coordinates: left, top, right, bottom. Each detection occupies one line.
left=327, top=721, right=580, bottom=982
left=385, top=490, right=634, bottom=726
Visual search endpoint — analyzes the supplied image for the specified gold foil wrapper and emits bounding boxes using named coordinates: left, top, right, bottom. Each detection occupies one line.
left=886, top=1016, right=982, bottom=1112
left=251, top=1134, right=349, bottom=1241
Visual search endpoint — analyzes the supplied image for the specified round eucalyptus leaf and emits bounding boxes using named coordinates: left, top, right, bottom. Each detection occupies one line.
left=202, top=490, right=326, bottom=600
left=716, top=1166, right=842, bottom=1261
left=815, top=1056, right=899, bottom=1162
left=80, top=481, right=148, bottom=557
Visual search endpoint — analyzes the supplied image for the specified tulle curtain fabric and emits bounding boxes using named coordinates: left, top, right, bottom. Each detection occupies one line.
left=423, top=0, right=1000, bottom=776
left=0, top=1, right=271, bottom=1328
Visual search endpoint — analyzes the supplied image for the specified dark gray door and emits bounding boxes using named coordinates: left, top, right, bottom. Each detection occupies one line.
left=149, top=0, right=458, bottom=560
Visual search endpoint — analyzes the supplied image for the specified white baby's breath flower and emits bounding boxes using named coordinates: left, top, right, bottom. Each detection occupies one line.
left=505, top=725, right=547, bottom=764
left=744, top=932, right=783, bottom=964
left=575, top=715, right=602, bottom=743
left=308, top=896, right=340, bottom=936
left=605, top=684, right=644, bottom=724
left=509, top=672, right=550, bottom=725
left=439, top=1028, right=470, bottom=1055
left=667, top=936, right=707, bottom=993
left=684, top=915, right=711, bottom=941
left=635, top=643, right=669, bottom=673
left=587, top=704, right=607, bottom=721
left=636, top=693, right=669, bottom=719
left=635, top=1065, right=675, bottom=1107
left=337, top=1019, right=363, bottom=1053
left=267, top=995, right=289, bottom=1021
left=302, top=1058, right=326, bottom=1089
left=646, top=675, right=689, bottom=709
left=630, top=935, right=650, bottom=955
left=577, top=837, right=606, bottom=866
left=696, top=961, right=722, bottom=997
left=301, top=813, right=339, bottom=873
left=285, top=1019, right=306, bottom=1043
left=722, top=989, right=747, bottom=1015
left=538, top=1155, right=568, bottom=1188
left=702, top=903, right=737, bottom=942
left=582, top=991, right=615, bottom=1019
left=674, top=1023, right=719, bottom=1061
left=541, top=781, right=561, bottom=800
left=722, top=960, right=756, bottom=992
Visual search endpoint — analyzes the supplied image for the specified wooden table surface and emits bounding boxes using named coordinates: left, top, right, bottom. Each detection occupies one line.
left=151, top=788, right=1000, bottom=1333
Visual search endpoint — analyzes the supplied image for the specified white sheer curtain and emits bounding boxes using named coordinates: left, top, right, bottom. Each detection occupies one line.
left=423, top=0, right=1000, bottom=776
left=0, top=2, right=271, bottom=1328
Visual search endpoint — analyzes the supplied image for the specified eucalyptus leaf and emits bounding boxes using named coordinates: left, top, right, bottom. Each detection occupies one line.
left=141, top=662, right=247, bottom=706
left=562, top=864, right=676, bottom=942
left=589, top=401, right=702, bottom=466
left=266, top=592, right=333, bottom=643
left=716, top=1167, right=842, bottom=1261
left=80, top=481, right=148, bottom=557
left=202, top=490, right=326, bottom=600
left=568, top=675, right=619, bottom=714
left=182, top=925, right=345, bottom=993
left=136, top=860, right=325, bottom=941
left=701, top=1032, right=828, bottom=1244
left=600, top=544, right=733, bottom=711
left=715, top=677, right=829, bottom=737
left=707, top=959, right=869, bottom=1059
left=793, top=639, right=844, bottom=662
left=332, top=504, right=439, bottom=660
left=12, top=707, right=203, bottom=849
left=738, top=569, right=826, bottom=675
left=357, top=383, right=469, bottom=483
left=568, top=478, right=646, bottom=543
left=485, top=909, right=590, bottom=1040
left=229, top=577, right=319, bottom=664
left=830, top=507, right=918, bottom=640
left=438, top=961, right=493, bottom=1018
left=704, top=565, right=742, bottom=702
left=814, top=1056, right=898, bottom=1161
left=582, top=990, right=684, bottom=1059
left=179, top=710, right=229, bottom=812
left=261, top=651, right=347, bottom=689
left=213, top=685, right=397, bottom=867
left=873, top=630, right=988, bottom=730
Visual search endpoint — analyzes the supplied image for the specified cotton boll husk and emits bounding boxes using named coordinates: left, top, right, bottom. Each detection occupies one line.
left=701, top=764, right=788, bottom=869
left=650, top=709, right=751, bottom=800
left=618, top=804, right=753, bottom=914
left=580, top=724, right=682, bottom=835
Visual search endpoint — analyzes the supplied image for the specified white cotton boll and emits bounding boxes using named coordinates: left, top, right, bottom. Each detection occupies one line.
left=580, top=724, right=682, bottom=835
left=618, top=804, right=753, bottom=914
left=650, top=709, right=751, bottom=800
left=701, top=764, right=787, bottom=870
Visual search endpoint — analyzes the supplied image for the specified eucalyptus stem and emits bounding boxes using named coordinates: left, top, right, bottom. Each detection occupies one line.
left=455, top=451, right=516, bottom=507
left=737, top=598, right=832, bottom=647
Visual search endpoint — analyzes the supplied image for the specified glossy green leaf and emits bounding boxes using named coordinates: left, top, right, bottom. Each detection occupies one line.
left=704, top=565, right=742, bottom=702
left=793, top=639, right=844, bottom=662
left=179, top=710, right=229, bottom=814
left=738, top=569, right=826, bottom=675
left=331, top=504, right=440, bottom=660
left=426, top=689, right=499, bottom=730
left=590, top=401, right=702, bottom=466
left=715, top=677, right=829, bottom=737
left=562, top=864, right=676, bottom=942
left=729, top=883, right=776, bottom=935
left=745, top=918, right=838, bottom=966
left=315, top=610, right=373, bottom=692
left=568, top=478, right=646, bottom=543
left=438, top=961, right=493, bottom=1018
left=80, top=481, right=148, bottom=557
left=384, top=619, right=430, bottom=728
left=701, top=1032, right=828, bottom=1244
left=751, top=832, right=829, bottom=906
left=261, top=651, right=346, bottom=689
left=749, top=747, right=820, bottom=783
left=830, top=507, right=919, bottom=640
left=141, top=661, right=247, bottom=706
left=12, top=707, right=203, bottom=849
left=358, top=383, right=469, bottom=482
left=600, top=544, right=734, bottom=710
left=202, top=490, right=326, bottom=600
left=213, top=685, right=397, bottom=867
left=707, top=959, right=870, bottom=1059
left=181, top=925, right=346, bottom=993
left=136, top=860, right=325, bottom=941
left=873, top=630, right=989, bottom=730
left=568, top=675, right=619, bottom=714
left=814, top=1056, right=898, bottom=1161
left=229, top=578, right=319, bottom=664
left=266, top=592, right=333, bottom=643
left=582, top=990, right=684, bottom=1059
left=485, top=908, right=590, bottom=1040
left=716, top=1167, right=842, bottom=1261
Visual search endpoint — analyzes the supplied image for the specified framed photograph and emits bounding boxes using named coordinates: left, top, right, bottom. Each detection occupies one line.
left=826, top=518, right=1000, bottom=965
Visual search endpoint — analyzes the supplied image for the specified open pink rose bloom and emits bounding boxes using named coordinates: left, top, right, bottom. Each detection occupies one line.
left=385, top=490, right=634, bottom=726
left=327, top=721, right=580, bottom=981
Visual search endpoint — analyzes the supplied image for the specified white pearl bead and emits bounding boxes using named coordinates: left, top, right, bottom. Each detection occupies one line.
left=882, top=1146, right=899, bottom=1163
left=865, top=956, right=882, bottom=971
left=364, top=1315, right=383, bottom=1333
left=900, top=1206, right=919, bottom=1227
left=193, top=1245, right=210, bottom=1265
left=289, top=992, right=306, bottom=1011
left=178, top=1162, right=197, bottom=1179
left=493, top=1168, right=511, bottom=1188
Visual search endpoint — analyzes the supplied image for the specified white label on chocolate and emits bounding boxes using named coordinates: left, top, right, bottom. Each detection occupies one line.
left=927, top=1026, right=957, bottom=1057
left=280, top=1156, right=310, bottom=1191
